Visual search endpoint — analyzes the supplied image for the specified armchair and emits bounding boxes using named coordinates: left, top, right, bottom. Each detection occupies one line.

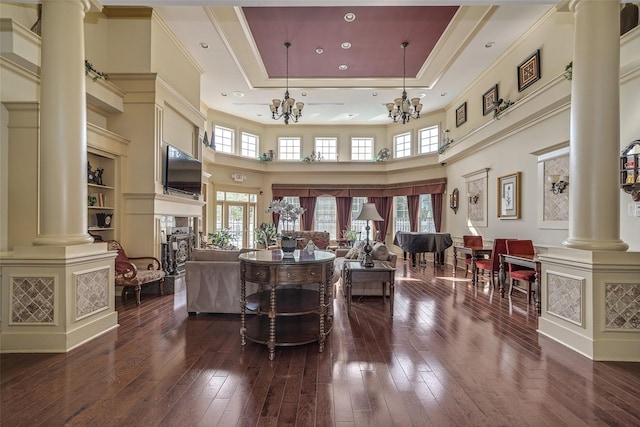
left=107, top=240, right=165, bottom=306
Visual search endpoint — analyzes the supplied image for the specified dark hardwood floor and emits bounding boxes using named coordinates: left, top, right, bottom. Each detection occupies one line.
left=2, top=260, right=640, bottom=426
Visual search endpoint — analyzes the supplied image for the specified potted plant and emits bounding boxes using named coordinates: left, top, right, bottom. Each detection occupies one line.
left=343, top=229, right=359, bottom=247
left=208, top=228, right=236, bottom=249
left=266, top=200, right=306, bottom=256
left=254, top=222, right=278, bottom=248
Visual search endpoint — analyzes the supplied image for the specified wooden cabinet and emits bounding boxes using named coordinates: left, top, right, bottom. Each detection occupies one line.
left=87, top=151, right=117, bottom=241
left=239, top=250, right=335, bottom=360
left=620, top=140, right=640, bottom=202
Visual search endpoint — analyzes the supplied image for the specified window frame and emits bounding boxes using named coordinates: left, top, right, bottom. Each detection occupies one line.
left=214, top=125, right=234, bottom=154
left=393, top=132, right=412, bottom=158
left=351, top=137, right=374, bottom=161
left=278, top=137, right=301, bottom=161
left=418, top=125, right=439, bottom=154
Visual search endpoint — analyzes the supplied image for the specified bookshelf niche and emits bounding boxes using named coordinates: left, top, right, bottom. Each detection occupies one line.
left=88, top=151, right=117, bottom=241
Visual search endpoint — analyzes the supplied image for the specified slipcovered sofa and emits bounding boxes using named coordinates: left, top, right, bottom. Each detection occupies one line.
left=185, top=247, right=340, bottom=315
left=334, top=242, right=398, bottom=296
left=185, top=248, right=257, bottom=315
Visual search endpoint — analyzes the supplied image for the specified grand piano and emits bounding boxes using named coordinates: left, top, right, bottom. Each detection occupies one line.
left=393, top=231, right=453, bottom=267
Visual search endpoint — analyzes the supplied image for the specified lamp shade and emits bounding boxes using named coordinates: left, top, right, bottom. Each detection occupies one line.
left=356, top=203, right=384, bottom=221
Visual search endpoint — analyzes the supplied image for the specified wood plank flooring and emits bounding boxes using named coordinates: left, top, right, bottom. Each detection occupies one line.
left=2, top=260, right=640, bottom=426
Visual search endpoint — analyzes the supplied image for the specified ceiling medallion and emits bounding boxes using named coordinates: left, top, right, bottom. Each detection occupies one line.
left=269, top=42, right=304, bottom=125
left=386, top=42, right=423, bottom=124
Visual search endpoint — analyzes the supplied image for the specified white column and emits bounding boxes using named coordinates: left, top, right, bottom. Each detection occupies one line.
left=33, top=0, right=93, bottom=246
left=564, top=0, right=628, bottom=251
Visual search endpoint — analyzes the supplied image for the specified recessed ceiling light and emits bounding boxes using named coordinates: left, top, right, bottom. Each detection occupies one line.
left=338, top=64, right=348, bottom=71
left=440, top=92, right=447, bottom=97
left=341, top=42, right=351, bottom=49
left=344, top=12, right=356, bottom=22
left=199, top=42, right=209, bottom=49
left=417, top=93, right=427, bottom=98
left=485, top=41, right=495, bottom=48
left=233, top=91, right=244, bottom=97
left=315, top=47, right=324, bottom=54
left=221, top=93, right=227, bottom=96
left=302, top=93, right=307, bottom=97
left=372, top=93, right=378, bottom=97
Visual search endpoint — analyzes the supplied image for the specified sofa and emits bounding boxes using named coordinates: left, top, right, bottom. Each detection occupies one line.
left=281, top=231, right=331, bottom=250
left=334, top=242, right=398, bottom=297
left=185, top=248, right=257, bottom=315
left=185, top=247, right=340, bottom=315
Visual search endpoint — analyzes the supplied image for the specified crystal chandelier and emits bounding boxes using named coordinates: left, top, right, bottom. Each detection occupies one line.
left=270, top=42, right=304, bottom=125
left=386, top=42, right=423, bottom=124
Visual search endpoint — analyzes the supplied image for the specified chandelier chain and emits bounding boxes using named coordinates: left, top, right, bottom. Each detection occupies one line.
left=270, top=42, right=303, bottom=125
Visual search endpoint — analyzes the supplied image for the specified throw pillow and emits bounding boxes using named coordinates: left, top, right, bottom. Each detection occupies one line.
left=371, top=242, right=390, bottom=261
left=345, top=240, right=365, bottom=259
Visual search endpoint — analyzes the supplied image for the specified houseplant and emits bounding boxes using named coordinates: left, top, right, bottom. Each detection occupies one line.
left=254, top=222, right=278, bottom=248
left=266, top=200, right=306, bottom=256
left=208, top=228, right=237, bottom=249
left=343, top=229, right=359, bottom=247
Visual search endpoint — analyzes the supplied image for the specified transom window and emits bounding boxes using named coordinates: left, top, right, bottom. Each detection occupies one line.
left=314, top=138, right=337, bottom=161
left=418, top=125, right=439, bottom=154
left=278, top=137, right=301, bottom=160
left=351, top=138, right=374, bottom=161
left=393, top=132, right=411, bottom=158
left=240, top=132, right=259, bottom=158
left=214, top=125, right=234, bottom=154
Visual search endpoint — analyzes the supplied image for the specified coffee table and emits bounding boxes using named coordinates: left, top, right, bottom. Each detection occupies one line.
left=343, top=261, right=396, bottom=317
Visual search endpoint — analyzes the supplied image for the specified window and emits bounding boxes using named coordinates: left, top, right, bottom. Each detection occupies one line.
left=314, top=196, right=337, bottom=239
left=393, top=195, right=436, bottom=234
left=314, top=138, right=337, bottom=160
left=393, top=132, right=411, bottom=158
left=351, top=138, right=374, bottom=161
left=350, top=197, right=368, bottom=241
left=278, top=137, right=301, bottom=160
left=214, top=125, right=234, bottom=154
left=240, top=132, right=259, bottom=158
left=215, top=190, right=258, bottom=248
left=418, top=125, right=439, bottom=154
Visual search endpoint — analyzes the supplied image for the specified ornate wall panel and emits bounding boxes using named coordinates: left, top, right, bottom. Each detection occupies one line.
left=11, top=277, right=55, bottom=324
left=75, top=268, right=110, bottom=320
left=543, top=155, right=569, bottom=221
left=605, top=282, right=640, bottom=330
left=547, top=272, right=583, bottom=326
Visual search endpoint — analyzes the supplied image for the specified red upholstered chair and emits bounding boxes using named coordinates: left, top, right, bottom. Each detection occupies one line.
left=107, top=240, right=165, bottom=306
left=476, top=238, right=513, bottom=288
left=505, top=239, right=536, bottom=304
left=462, top=235, right=483, bottom=277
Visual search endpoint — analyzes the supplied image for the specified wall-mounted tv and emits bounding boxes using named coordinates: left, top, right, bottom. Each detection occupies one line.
left=164, top=144, right=202, bottom=196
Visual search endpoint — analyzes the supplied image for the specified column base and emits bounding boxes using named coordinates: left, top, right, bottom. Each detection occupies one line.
left=537, top=247, right=640, bottom=361
left=563, top=237, right=629, bottom=251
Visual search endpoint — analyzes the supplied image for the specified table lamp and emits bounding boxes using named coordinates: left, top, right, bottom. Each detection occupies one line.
left=355, top=203, right=384, bottom=267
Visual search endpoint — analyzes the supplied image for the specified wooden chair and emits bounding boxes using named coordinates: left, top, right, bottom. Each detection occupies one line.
left=107, top=240, right=165, bottom=306
left=462, top=235, right=483, bottom=277
left=475, top=238, right=513, bottom=288
left=505, top=239, right=536, bottom=304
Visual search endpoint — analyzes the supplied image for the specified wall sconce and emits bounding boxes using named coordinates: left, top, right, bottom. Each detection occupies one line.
left=468, top=192, right=479, bottom=204
left=449, top=188, right=459, bottom=214
left=548, top=174, right=569, bottom=194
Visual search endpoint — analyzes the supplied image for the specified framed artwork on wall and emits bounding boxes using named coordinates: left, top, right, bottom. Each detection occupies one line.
left=517, top=49, right=541, bottom=92
left=497, top=172, right=521, bottom=219
left=456, top=102, right=467, bottom=127
left=482, top=84, right=498, bottom=116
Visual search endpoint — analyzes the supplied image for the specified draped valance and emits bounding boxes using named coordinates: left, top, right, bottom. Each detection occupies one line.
left=272, top=178, right=446, bottom=198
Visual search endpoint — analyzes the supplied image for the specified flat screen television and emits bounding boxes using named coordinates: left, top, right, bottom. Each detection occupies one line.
left=164, top=144, right=202, bottom=196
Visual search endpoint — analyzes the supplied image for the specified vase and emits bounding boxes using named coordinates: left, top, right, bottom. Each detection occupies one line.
left=281, top=236, right=297, bottom=257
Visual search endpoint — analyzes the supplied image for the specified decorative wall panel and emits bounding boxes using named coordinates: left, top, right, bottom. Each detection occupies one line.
left=76, top=268, right=110, bottom=320
left=543, top=155, right=569, bottom=221
left=11, top=277, right=55, bottom=324
left=605, top=283, right=640, bottom=330
left=547, top=272, right=583, bottom=325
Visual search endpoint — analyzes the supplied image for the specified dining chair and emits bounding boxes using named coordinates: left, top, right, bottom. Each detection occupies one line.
left=462, top=235, right=483, bottom=277
left=505, top=239, right=536, bottom=304
left=475, top=238, right=513, bottom=288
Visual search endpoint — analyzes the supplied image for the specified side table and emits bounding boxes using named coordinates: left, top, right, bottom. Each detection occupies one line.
left=343, top=261, right=396, bottom=317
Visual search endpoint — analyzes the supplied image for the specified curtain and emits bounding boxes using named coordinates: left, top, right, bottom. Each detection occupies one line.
left=431, top=193, right=443, bottom=232
left=336, top=197, right=353, bottom=238
left=299, top=196, right=317, bottom=231
left=369, top=196, right=392, bottom=243
left=407, top=195, right=420, bottom=232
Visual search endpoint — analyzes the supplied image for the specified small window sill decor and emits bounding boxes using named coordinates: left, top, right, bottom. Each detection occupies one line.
left=375, top=148, right=391, bottom=162
left=494, top=100, right=515, bottom=120
left=564, top=61, right=573, bottom=81
left=85, top=60, right=109, bottom=82
left=257, top=153, right=273, bottom=163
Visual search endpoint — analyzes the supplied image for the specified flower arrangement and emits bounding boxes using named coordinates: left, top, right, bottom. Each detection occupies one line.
left=266, top=199, right=306, bottom=232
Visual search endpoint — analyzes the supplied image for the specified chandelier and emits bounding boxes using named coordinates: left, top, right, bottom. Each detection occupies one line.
left=386, top=42, right=423, bottom=124
left=270, top=42, right=304, bottom=125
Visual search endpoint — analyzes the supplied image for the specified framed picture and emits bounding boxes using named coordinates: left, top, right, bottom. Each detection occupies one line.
left=517, top=49, right=541, bottom=92
left=455, top=102, right=467, bottom=127
left=482, top=84, right=498, bottom=116
left=497, top=172, right=521, bottom=219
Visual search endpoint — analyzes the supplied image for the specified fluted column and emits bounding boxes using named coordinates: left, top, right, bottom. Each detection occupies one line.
left=564, top=0, right=628, bottom=251
left=33, top=0, right=93, bottom=246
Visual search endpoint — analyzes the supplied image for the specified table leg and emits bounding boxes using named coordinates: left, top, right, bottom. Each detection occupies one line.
left=346, top=270, right=352, bottom=316
left=453, top=246, right=458, bottom=275
left=240, top=276, right=246, bottom=346
left=498, top=256, right=506, bottom=297
left=268, top=284, right=276, bottom=361
left=471, top=256, right=478, bottom=285
left=389, top=273, right=395, bottom=317
left=411, top=252, right=417, bottom=267
left=533, top=263, right=541, bottom=315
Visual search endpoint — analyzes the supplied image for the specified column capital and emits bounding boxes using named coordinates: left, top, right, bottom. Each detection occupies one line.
left=42, top=0, right=97, bottom=15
